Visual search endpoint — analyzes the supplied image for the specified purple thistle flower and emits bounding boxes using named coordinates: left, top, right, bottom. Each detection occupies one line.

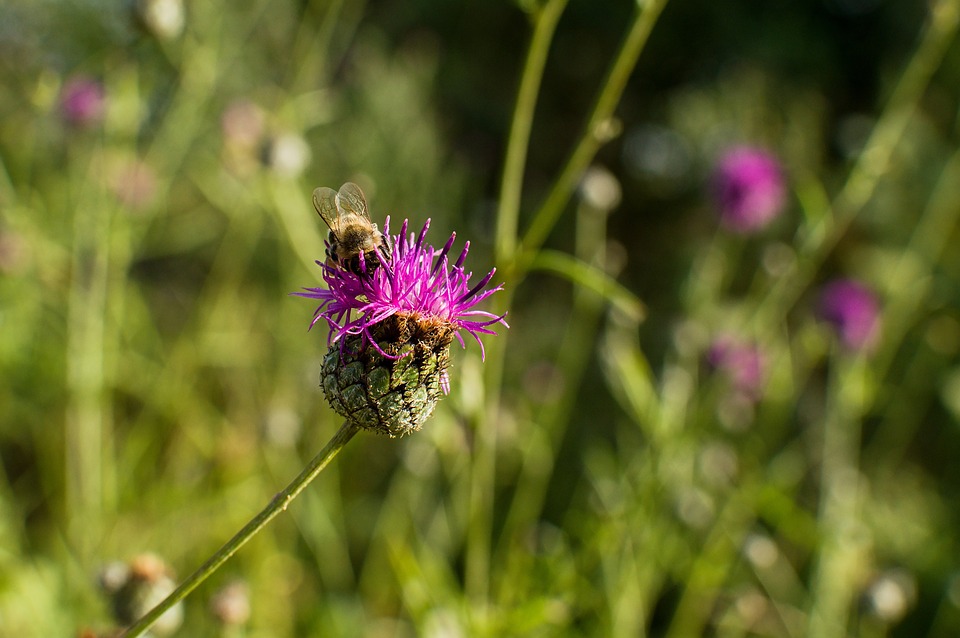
left=818, top=279, right=881, bottom=352
left=60, top=76, right=105, bottom=127
left=706, top=336, right=767, bottom=402
left=295, top=216, right=507, bottom=436
left=297, top=217, right=506, bottom=365
left=711, top=146, right=786, bottom=233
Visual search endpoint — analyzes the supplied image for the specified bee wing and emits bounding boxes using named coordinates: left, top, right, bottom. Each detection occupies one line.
left=312, top=186, right=342, bottom=234
left=336, top=182, right=371, bottom=221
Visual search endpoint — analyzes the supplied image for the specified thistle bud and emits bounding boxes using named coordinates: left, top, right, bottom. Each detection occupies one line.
left=99, top=553, right=183, bottom=635
left=322, top=314, right=453, bottom=436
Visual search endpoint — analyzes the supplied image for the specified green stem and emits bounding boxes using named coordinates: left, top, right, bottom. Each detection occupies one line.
left=494, top=0, right=570, bottom=265
left=473, top=0, right=668, bottom=616
left=120, top=421, right=360, bottom=637
left=520, top=0, right=668, bottom=263
left=65, top=153, right=113, bottom=561
left=829, top=0, right=959, bottom=230
left=467, top=0, right=570, bottom=612
left=665, top=492, right=753, bottom=638
left=807, top=357, right=866, bottom=637
left=497, top=200, right=611, bottom=594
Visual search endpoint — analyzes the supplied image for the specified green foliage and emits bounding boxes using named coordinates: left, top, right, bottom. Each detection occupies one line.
left=3, top=0, right=960, bottom=636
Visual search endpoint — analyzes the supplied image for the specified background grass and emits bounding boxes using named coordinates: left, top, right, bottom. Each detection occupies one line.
left=3, top=0, right=960, bottom=636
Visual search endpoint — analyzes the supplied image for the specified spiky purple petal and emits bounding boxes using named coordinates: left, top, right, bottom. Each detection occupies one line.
left=295, top=218, right=507, bottom=369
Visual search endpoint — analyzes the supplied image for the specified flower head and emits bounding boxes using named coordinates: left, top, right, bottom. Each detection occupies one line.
left=296, top=217, right=507, bottom=436
left=99, top=553, right=183, bottom=635
left=818, top=278, right=881, bottom=352
left=711, top=146, right=786, bottom=233
left=706, top=336, right=767, bottom=401
left=60, top=76, right=105, bottom=127
left=134, top=0, right=185, bottom=40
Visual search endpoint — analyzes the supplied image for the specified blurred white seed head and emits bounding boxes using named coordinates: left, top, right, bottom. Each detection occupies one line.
left=863, top=569, right=917, bottom=623
left=135, top=0, right=185, bottom=39
left=592, top=116, right=622, bottom=144
left=734, top=587, right=769, bottom=626
left=579, top=165, right=622, bottom=212
left=675, top=487, right=715, bottom=529
left=210, top=580, right=251, bottom=627
left=263, top=132, right=311, bottom=177
left=263, top=405, right=301, bottom=448
left=743, top=533, right=779, bottom=569
left=98, top=561, right=130, bottom=593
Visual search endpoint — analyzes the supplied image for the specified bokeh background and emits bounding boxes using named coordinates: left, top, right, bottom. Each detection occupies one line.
left=3, top=0, right=960, bottom=636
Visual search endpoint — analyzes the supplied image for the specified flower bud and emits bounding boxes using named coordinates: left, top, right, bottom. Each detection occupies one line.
left=99, top=553, right=183, bottom=635
left=322, top=314, right=453, bottom=436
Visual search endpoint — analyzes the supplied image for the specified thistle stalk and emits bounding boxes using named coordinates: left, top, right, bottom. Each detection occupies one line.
left=120, top=421, right=360, bottom=637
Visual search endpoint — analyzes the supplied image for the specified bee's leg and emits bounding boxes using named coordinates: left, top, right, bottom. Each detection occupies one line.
left=377, top=235, right=393, bottom=262
left=324, top=251, right=338, bottom=270
left=363, top=251, right=380, bottom=272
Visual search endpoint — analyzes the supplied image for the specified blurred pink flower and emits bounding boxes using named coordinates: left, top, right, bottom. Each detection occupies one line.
left=818, top=278, right=881, bottom=352
left=711, top=146, right=786, bottom=233
left=707, top=336, right=767, bottom=401
left=60, top=76, right=105, bottom=127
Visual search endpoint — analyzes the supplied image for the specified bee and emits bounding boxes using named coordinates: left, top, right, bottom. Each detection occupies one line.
left=312, top=182, right=386, bottom=275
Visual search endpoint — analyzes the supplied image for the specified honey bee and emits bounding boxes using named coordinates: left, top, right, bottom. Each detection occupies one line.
left=312, top=182, right=386, bottom=275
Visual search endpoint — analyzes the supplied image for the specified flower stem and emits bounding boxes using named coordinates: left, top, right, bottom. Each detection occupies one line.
left=65, top=151, right=114, bottom=562
left=520, top=0, right=668, bottom=263
left=494, top=0, right=570, bottom=266
left=471, top=0, right=569, bottom=612
left=120, top=421, right=360, bottom=637
left=808, top=356, right=867, bottom=636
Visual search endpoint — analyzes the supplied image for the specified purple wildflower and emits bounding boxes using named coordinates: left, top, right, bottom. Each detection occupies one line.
left=818, top=279, right=881, bottom=352
left=296, top=214, right=506, bottom=436
left=60, top=76, right=105, bottom=127
left=711, top=146, right=786, bottom=233
left=707, top=336, right=767, bottom=401
left=296, top=217, right=507, bottom=390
